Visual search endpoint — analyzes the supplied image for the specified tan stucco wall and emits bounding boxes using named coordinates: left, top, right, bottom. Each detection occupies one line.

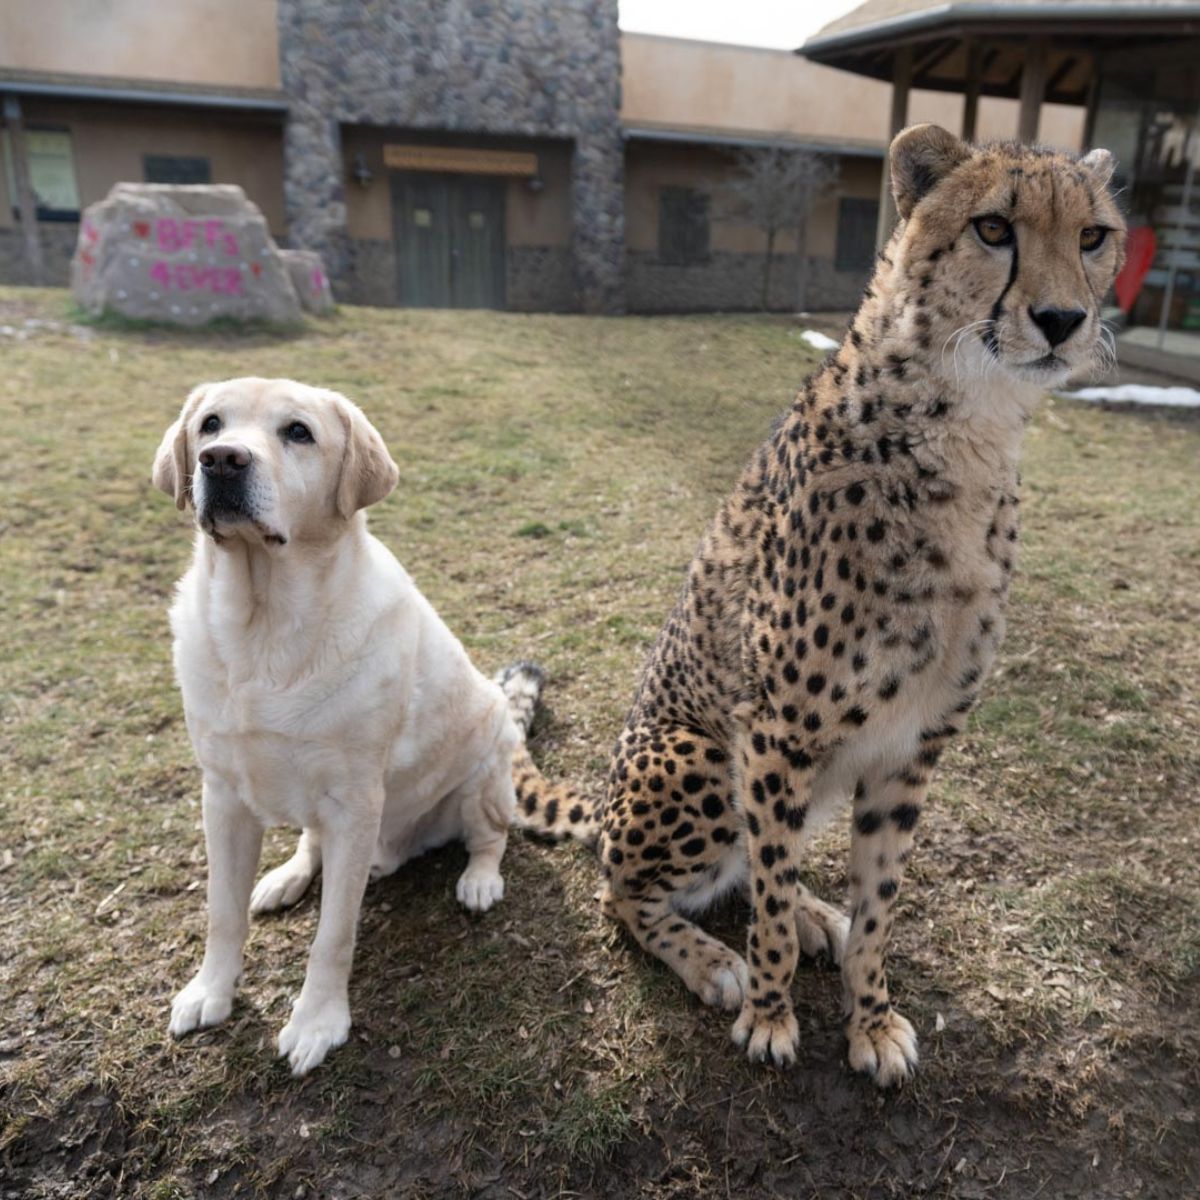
left=622, top=33, right=1085, bottom=152
left=341, top=129, right=573, bottom=248
left=0, top=102, right=284, bottom=232
left=0, top=0, right=280, bottom=90
left=625, top=142, right=882, bottom=258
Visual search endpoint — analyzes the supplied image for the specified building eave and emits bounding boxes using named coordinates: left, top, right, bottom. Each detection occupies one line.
left=622, top=123, right=885, bottom=158
left=0, top=69, right=289, bottom=114
left=798, top=2, right=1200, bottom=60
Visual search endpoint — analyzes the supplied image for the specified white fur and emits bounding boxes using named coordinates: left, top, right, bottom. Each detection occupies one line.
left=159, top=378, right=519, bottom=1075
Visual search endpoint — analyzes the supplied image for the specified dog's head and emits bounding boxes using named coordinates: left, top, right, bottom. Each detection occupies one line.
left=152, top=377, right=399, bottom=546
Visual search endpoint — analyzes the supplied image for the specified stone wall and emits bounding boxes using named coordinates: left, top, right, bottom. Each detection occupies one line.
left=344, top=237, right=397, bottom=308
left=804, top=255, right=871, bottom=312
left=507, top=246, right=575, bottom=313
left=0, top=224, right=79, bottom=287
left=277, top=0, right=623, bottom=313
left=342, top=240, right=575, bottom=313
left=626, top=250, right=868, bottom=313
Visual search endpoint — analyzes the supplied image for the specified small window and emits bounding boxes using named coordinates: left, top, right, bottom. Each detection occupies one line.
left=835, top=196, right=879, bottom=273
left=3, top=128, right=80, bottom=220
left=658, top=186, right=710, bottom=266
left=144, top=155, right=212, bottom=185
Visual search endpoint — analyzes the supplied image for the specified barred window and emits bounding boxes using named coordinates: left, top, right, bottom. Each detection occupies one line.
left=144, top=155, right=213, bottom=185
left=658, top=186, right=710, bottom=266
left=835, top=196, right=879, bottom=272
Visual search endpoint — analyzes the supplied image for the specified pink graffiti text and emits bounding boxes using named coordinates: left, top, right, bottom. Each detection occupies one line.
left=149, top=260, right=245, bottom=296
left=155, top=218, right=240, bottom=257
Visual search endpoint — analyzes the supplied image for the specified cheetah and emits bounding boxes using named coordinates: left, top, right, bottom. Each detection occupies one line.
left=505, top=125, right=1126, bottom=1086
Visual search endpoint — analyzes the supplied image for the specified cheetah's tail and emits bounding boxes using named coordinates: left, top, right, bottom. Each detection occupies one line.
left=494, top=661, right=600, bottom=846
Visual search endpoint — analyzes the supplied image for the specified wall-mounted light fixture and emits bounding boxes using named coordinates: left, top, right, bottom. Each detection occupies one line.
left=525, top=175, right=546, bottom=194
left=350, top=152, right=374, bottom=188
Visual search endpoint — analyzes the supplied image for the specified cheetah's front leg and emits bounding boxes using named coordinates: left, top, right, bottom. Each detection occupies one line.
left=730, top=734, right=816, bottom=1067
left=842, top=752, right=940, bottom=1087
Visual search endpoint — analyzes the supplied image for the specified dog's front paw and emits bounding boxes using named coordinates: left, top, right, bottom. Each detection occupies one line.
left=846, top=1008, right=918, bottom=1087
left=731, top=1003, right=801, bottom=1067
left=278, top=997, right=351, bottom=1076
left=169, top=975, right=235, bottom=1037
left=456, top=866, right=504, bottom=913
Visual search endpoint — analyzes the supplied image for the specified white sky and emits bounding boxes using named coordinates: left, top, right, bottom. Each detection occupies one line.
left=618, top=0, right=866, bottom=51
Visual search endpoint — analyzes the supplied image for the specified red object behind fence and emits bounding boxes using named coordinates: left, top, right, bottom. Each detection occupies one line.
left=1114, top=226, right=1157, bottom=314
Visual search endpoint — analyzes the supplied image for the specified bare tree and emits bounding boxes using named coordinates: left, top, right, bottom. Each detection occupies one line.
left=720, top=146, right=839, bottom=311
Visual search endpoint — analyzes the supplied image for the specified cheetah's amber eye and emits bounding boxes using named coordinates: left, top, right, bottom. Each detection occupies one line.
left=1080, top=226, right=1107, bottom=252
left=973, top=215, right=1014, bottom=247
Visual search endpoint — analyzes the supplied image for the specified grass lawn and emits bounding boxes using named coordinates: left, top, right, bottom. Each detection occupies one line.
left=1, top=287, right=1197, bottom=1199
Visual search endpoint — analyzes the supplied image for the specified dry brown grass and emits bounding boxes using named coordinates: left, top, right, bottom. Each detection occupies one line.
left=1, top=287, right=1197, bottom=1198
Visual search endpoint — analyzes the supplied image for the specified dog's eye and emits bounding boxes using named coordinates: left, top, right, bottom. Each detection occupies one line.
left=974, top=215, right=1014, bottom=247
left=200, top=414, right=221, bottom=435
left=1080, top=226, right=1107, bottom=252
left=283, top=421, right=314, bottom=444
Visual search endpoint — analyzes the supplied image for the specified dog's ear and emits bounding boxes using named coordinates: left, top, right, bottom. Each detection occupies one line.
left=153, top=384, right=208, bottom=511
left=890, top=124, right=971, bottom=220
left=334, top=397, right=399, bottom=519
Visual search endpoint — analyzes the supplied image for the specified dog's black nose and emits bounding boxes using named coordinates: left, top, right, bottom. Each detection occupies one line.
left=199, top=443, right=252, bottom=478
left=1029, top=306, right=1086, bottom=348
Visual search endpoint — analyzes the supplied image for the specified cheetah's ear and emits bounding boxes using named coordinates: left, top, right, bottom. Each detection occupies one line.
left=1080, top=147, right=1115, bottom=187
left=890, top=124, right=971, bottom=220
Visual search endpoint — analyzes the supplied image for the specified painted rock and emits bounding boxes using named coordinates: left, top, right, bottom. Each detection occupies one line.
left=71, top=184, right=302, bottom=327
left=278, top=248, right=335, bottom=316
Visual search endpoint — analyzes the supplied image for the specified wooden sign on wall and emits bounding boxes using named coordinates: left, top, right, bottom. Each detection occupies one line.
left=383, top=145, right=538, bottom=177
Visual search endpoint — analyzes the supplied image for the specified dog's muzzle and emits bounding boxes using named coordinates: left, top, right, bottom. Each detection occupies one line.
left=198, top=442, right=254, bottom=524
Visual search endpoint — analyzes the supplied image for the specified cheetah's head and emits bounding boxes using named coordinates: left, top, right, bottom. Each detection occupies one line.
left=889, top=124, right=1126, bottom=390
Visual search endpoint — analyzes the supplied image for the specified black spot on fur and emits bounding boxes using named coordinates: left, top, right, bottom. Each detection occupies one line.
left=856, top=811, right=883, bottom=835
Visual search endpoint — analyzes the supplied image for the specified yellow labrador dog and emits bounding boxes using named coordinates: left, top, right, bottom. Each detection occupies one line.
left=154, top=377, right=520, bottom=1075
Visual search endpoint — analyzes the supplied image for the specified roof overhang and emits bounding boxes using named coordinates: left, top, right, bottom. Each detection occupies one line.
left=0, top=69, right=288, bottom=114
left=623, top=123, right=885, bottom=158
left=798, top=3, right=1200, bottom=103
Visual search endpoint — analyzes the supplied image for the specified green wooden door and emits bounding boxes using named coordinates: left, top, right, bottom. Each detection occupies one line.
left=393, top=172, right=506, bottom=309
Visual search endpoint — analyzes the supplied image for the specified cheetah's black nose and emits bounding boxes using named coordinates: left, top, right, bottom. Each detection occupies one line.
left=1029, top=306, right=1086, bottom=348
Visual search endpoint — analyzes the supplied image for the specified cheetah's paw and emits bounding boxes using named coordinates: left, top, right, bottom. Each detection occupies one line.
left=689, top=952, right=748, bottom=1011
left=731, top=1004, right=800, bottom=1068
left=795, top=897, right=850, bottom=965
left=846, top=1009, right=918, bottom=1088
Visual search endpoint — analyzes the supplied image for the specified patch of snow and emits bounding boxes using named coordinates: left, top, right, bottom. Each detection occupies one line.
left=1063, top=384, right=1200, bottom=409
left=800, top=329, right=839, bottom=352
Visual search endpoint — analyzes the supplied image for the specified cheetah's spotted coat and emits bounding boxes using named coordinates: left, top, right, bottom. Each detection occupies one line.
left=508, top=126, right=1126, bottom=1085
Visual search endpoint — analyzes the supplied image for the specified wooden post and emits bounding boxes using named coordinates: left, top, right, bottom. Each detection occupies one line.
left=875, top=44, right=912, bottom=252
left=962, top=41, right=982, bottom=142
left=2, top=95, right=46, bottom=286
left=1081, top=55, right=1100, bottom=149
left=1018, top=37, right=1048, bottom=144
